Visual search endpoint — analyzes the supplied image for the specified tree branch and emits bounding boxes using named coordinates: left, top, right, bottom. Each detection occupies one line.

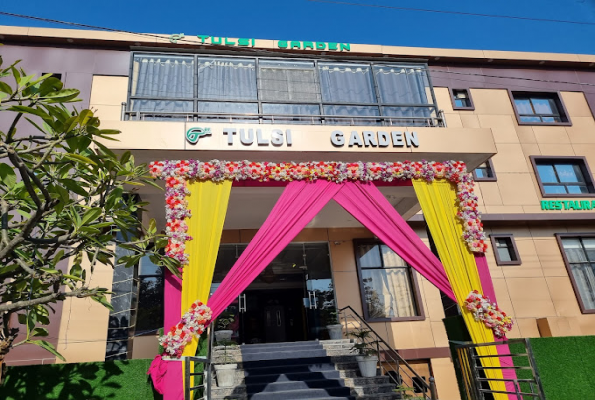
left=0, top=287, right=102, bottom=313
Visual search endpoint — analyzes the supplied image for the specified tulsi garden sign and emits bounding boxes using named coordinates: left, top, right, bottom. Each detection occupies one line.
left=541, top=200, right=595, bottom=211
left=168, top=34, right=351, bottom=51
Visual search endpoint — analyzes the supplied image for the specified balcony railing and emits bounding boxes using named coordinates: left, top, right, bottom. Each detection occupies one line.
left=121, top=104, right=446, bottom=127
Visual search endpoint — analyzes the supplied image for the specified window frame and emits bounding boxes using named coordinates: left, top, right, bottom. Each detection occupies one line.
left=449, top=88, right=475, bottom=111
left=489, top=234, right=522, bottom=266
left=555, top=233, right=595, bottom=314
left=472, top=158, right=497, bottom=182
left=353, top=239, right=425, bottom=323
left=509, top=90, right=572, bottom=126
left=530, top=156, right=595, bottom=198
left=126, top=51, right=441, bottom=126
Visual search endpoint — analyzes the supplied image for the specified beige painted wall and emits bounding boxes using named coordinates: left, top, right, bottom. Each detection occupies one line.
left=54, top=253, right=114, bottom=363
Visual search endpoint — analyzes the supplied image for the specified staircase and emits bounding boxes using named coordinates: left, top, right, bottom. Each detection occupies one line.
left=211, top=339, right=401, bottom=400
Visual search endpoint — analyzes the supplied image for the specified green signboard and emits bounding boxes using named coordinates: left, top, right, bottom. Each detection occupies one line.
left=168, top=34, right=351, bottom=51
left=541, top=200, right=595, bottom=211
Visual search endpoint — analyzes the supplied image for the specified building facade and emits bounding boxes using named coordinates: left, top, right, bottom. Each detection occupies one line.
left=2, top=25, right=595, bottom=399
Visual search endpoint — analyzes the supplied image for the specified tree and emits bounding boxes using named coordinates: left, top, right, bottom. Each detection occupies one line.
left=0, top=56, right=179, bottom=380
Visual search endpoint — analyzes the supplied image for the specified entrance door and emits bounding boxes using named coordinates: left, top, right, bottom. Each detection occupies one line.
left=302, top=244, right=336, bottom=341
left=213, top=243, right=336, bottom=344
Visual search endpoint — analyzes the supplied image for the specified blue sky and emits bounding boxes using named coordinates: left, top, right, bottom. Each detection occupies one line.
left=1, top=0, right=594, bottom=54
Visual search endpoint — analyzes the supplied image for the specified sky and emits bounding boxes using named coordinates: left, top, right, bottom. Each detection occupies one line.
left=1, top=0, right=595, bottom=54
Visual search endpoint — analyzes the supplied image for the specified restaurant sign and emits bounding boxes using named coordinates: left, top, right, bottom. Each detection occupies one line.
left=168, top=34, right=351, bottom=51
left=541, top=200, right=595, bottom=211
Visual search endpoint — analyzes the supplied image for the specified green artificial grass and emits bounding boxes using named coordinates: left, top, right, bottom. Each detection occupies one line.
left=528, top=336, right=595, bottom=400
left=2, top=358, right=161, bottom=400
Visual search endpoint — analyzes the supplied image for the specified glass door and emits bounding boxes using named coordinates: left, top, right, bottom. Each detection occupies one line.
left=301, top=243, right=336, bottom=340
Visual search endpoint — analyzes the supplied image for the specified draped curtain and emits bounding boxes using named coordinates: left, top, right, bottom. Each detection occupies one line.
left=412, top=180, right=507, bottom=399
left=131, top=54, right=194, bottom=114
left=197, top=57, right=257, bottom=101
left=162, top=180, right=232, bottom=400
left=208, top=181, right=455, bottom=319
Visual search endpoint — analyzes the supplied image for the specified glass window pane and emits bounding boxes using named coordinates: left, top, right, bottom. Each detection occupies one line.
left=531, top=98, right=555, bottom=115
left=374, top=65, right=430, bottom=105
left=496, top=245, right=512, bottom=262
left=130, top=99, right=193, bottom=121
left=569, top=263, right=595, bottom=310
left=541, top=116, right=556, bottom=123
left=536, top=164, right=558, bottom=183
left=323, top=105, right=380, bottom=125
left=197, top=102, right=259, bottom=123
left=361, top=269, right=416, bottom=318
left=555, top=164, right=582, bottom=183
left=136, top=276, right=164, bottom=331
left=197, top=102, right=258, bottom=114
left=475, top=168, right=486, bottom=178
left=583, top=239, right=595, bottom=262
left=566, top=185, right=587, bottom=194
left=319, top=63, right=376, bottom=103
left=139, top=255, right=162, bottom=276
left=514, top=99, right=533, bottom=115
left=259, top=60, right=320, bottom=102
left=262, top=103, right=319, bottom=115
left=380, top=245, right=407, bottom=267
left=357, top=244, right=382, bottom=268
left=520, top=115, right=541, bottom=123
left=543, top=185, right=567, bottom=194
left=563, top=238, right=588, bottom=263
left=197, top=58, right=257, bottom=101
left=132, top=54, right=194, bottom=98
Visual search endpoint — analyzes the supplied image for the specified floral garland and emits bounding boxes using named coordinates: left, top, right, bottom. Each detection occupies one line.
left=149, top=160, right=488, bottom=266
left=464, top=290, right=513, bottom=339
left=159, top=300, right=212, bottom=358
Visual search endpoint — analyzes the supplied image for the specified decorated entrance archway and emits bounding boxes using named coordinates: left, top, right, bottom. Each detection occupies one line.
left=148, top=160, right=515, bottom=400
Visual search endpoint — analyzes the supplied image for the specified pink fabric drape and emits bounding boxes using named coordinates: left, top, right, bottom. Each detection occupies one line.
left=208, top=180, right=342, bottom=318
left=334, top=182, right=456, bottom=300
left=148, top=271, right=183, bottom=397
left=476, top=255, right=518, bottom=398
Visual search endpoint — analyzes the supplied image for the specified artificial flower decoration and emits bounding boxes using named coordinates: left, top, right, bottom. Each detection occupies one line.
left=159, top=300, right=212, bottom=358
left=150, top=160, right=488, bottom=266
left=464, top=290, right=513, bottom=339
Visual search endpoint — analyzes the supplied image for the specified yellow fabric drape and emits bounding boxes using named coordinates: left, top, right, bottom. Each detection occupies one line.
left=412, top=180, right=507, bottom=398
left=181, top=180, right=232, bottom=392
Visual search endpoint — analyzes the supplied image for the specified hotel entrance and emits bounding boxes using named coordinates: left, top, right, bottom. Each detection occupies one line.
left=211, top=242, right=336, bottom=344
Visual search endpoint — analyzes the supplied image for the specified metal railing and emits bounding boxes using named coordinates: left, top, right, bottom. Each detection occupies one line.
left=121, top=104, right=446, bottom=128
left=184, top=323, right=215, bottom=400
left=338, top=305, right=438, bottom=400
left=452, top=338, right=545, bottom=400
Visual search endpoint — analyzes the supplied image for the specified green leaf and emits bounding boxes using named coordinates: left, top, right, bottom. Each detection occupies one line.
left=29, top=340, right=65, bottom=361
left=0, top=81, right=12, bottom=94
left=0, top=163, right=17, bottom=188
left=17, top=314, right=26, bottom=325
left=63, top=153, right=97, bottom=167
left=60, top=179, right=88, bottom=197
left=7, top=105, right=50, bottom=120
left=81, top=207, right=102, bottom=226
left=41, top=88, right=80, bottom=103
left=92, top=295, right=114, bottom=311
left=32, top=327, right=49, bottom=337
left=62, top=274, right=84, bottom=281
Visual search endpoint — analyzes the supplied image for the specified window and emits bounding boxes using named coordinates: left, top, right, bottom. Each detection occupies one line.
left=531, top=156, right=595, bottom=197
left=43, top=72, right=62, bottom=81
left=511, top=91, right=570, bottom=125
left=354, top=240, right=422, bottom=321
left=558, top=235, right=595, bottom=313
left=490, top=235, right=521, bottom=266
left=473, top=159, right=496, bottom=182
left=135, top=255, right=164, bottom=333
left=450, top=88, right=474, bottom=110
left=127, top=53, right=441, bottom=126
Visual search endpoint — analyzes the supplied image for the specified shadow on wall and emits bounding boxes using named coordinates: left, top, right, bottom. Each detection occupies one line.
left=2, top=359, right=162, bottom=400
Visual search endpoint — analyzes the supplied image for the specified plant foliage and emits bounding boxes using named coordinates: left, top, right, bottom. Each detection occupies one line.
left=0, top=57, right=179, bottom=377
